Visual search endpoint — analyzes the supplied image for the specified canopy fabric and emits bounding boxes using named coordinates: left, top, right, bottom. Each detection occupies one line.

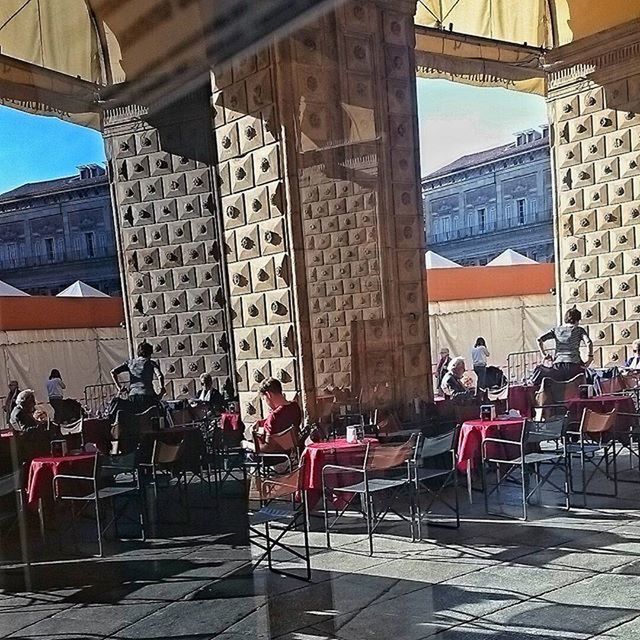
left=0, top=279, right=28, bottom=296
left=425, top=251, right=460, bottom=269
left=57, top=281, right=110, bottom=298
left=415, top=28, right=546, bottom=95
left=415, top=1, right=640, bottom=49
left=428, top=293, right=555, bottom=372
left=0, top=0, right=335, bottom=123
left=486, top=249, right=538, bottom=266
left=0, top=327, right=127, bottom=426
left=1, top=1, right=638, bottom=126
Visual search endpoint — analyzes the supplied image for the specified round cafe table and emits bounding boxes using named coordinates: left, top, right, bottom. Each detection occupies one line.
left=301, top=437, right=378, bottom=508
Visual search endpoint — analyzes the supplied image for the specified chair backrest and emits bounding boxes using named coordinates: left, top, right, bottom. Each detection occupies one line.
left=622, top=373, right=640, bottom=389
left=189, top=403, right=212, bottom=423
left=0, top=470, right=21, bottom=498
left=367, top=433, right=417, bottom=471
left=596, top=375, right=624, bottom=395
left=419, top=429, right=456, bottom=460
left=536, top=373, right=585, bottom=406
left=152, top=440, right=183, bottom=464
left=135, top=407, right=162, bottom=433
left=169, top=407, right=193, bottom=428
left=255, top=466, right=302, bottom=500
left=487, top=385, right=509, bottom=402
left=99, top=452, right=137, bottom=479
left=523, top=416, right=566, bottom=444
left=259, top=426, right=299, bottom=455
left=60, top=418, right=84, bottom=436
left=580, top=408, right=617, bottom=435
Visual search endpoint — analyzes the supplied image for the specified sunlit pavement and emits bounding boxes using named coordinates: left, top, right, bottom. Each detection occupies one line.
left=2, top=462, right=640, bottom=640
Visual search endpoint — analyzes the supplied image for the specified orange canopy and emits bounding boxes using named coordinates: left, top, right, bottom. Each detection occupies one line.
left=426, top=263, right=555, bottom=302
left=0, top=296, right=124, bottom=331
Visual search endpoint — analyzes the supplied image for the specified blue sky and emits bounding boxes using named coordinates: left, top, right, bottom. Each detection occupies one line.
left=417, top=79, right=548, bottom=176
left=0, top=79, right=547, bottom=194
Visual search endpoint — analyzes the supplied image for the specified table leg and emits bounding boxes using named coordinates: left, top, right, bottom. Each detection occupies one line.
left=37, top=498, right=45, bottom=542
left=467, top=466, right=473, bottom=504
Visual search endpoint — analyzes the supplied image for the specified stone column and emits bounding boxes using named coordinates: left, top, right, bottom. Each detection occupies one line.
left=547, top=22, right=640, bottom=367
left=103, top=88, right=235, bottom=400
left=105, top=0, right=431, bottom=420
left=211, top=0, right=431, bottom=420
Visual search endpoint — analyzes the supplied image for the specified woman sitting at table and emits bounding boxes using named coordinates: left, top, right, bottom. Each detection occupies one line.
left=191, top=373, right=225, bottom=414
left=624, top=340, right=640, bottom=370
left=242, top=378, right=302, bottom=454
left=537, top=307, right=593, bottom=382
left=10, top=389, right=50, bottom=462
left=441, top=358, right=477, bottom=404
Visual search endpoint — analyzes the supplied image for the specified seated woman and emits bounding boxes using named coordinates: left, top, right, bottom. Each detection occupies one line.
left=242, top=378, right=302, bottom=454
left=10, top=389, right=50, bottom=463
left=441, top=357, right=477, bottom=404
left=191, top=373, right=225, bottom=413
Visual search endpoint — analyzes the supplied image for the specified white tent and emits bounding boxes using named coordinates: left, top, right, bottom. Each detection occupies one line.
left=0, top=279, right=29, bottom=296
left=486, top=249, right=538, bottom=266
left=57, top=281, right=110, bottom=298
left=425, top=251, right=460, bottom=269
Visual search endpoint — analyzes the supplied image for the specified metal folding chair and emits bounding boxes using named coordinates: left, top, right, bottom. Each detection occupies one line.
left=412, top=429, right=460, bottom=538
left=322, top=434, right=418, bottom=556
left=566, top=408, right=618, bottom=505
left=482, top=415, right=569, bottom=520
left=53, top=453, right=145, bottom=557
left=0, top=470, right=30, bottom=571
left=249, top=463, right=310, bottom=581
left=139, top=440, right=188, bottom=517
left=59, top=417, right=85, bottom=450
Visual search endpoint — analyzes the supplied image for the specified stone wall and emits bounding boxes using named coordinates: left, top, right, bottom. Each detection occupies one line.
left=548, top=22, right=640, bottom=367
left=104, top=90, right=234, bottom=400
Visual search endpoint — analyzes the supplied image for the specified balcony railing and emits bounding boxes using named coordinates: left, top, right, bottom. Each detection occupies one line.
left=426, top=209, right=553, bottom=245
left=0, top=246, right=117, bottom=271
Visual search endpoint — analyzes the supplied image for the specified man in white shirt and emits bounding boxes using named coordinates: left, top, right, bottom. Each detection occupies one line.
left=625, top=340, right=640, bottom=370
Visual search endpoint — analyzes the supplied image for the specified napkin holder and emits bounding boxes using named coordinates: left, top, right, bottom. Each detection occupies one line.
left=480, top=405, right=496, bottom=421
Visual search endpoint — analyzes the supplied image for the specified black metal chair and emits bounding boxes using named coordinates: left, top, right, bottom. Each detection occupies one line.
left=0, top=470, right=30, bottom=570
left=322, top=434, right=418, bottom=556
left=412, top=429, right=460, bottom=538
left=482, top=415, right=569, bottom=520
left=248, top=462, right=310, bottom=581
left=53, top=452, right=145, bottom=557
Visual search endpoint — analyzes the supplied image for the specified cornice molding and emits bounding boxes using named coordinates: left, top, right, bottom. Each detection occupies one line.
left=545, top=19, right=640, bottom=93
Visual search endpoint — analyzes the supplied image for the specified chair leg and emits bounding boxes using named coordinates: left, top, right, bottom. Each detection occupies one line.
left=322, top=478, right=331, bottom=550
left=365, top=490, right=374, bottom=557
left=95, top=497, right=104, bottom=558
left=521, top=461, right=528, bottom=521
left=453, top=468, right=460, bottom=528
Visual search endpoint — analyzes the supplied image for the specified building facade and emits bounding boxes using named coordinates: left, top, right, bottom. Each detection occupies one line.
left=422, top=128, right=554, bottom=265
left=0, top=165, right=120, bottom=295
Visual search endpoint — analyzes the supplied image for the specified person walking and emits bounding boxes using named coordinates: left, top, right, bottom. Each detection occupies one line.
left=435, top=348, right=451, bottom=390
left=471, top=337, right=490, bottom=390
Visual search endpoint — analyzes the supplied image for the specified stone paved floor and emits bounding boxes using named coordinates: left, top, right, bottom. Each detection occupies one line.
left=2, top=460, right=640, bottom=640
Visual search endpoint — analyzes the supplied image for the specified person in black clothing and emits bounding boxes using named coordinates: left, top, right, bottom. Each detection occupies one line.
left=111, top=342, right=166, bottom=413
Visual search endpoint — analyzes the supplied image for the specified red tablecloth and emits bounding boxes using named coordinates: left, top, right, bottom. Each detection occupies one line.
left=220, top=412, right=244, bottom=432
left=457, top=419, right=524, bottom=473
left=508, top=385, right=536, bottom=418
left=27, top=453, right=95, bottom=508
left=301, top=438, right=378, bottom=507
